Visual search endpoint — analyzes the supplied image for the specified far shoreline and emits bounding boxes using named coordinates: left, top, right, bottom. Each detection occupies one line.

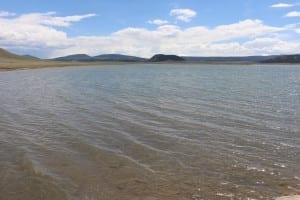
left=1, top=61, right=300, bottom=72
left=0, top=61, right=137, bottom=72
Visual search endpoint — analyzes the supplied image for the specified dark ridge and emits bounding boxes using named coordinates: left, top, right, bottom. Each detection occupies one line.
left=53, top=53, right=146, bottom=62
left=261, top=54, right=300, bottom=63
left=93, top=54, right=146, bottom=62
left=149, top=54, right=185, bottom=62
left=22, top=55, right=40, bottom=60
left=54, top=54, right=96, bottom=62
left=183, top=55, right=277, bottom=63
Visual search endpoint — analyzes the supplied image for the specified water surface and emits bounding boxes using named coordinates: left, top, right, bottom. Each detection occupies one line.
left=0, top=64, right=299, bottom=199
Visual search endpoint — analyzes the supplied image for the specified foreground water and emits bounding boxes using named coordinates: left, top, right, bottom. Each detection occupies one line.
left=0, top=64, right=299, bottom=200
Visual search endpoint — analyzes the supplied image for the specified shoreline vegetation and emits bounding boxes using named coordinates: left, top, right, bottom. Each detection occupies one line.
left=1, top=48, right=300, bottom=71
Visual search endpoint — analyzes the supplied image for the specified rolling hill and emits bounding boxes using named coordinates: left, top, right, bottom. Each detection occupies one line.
left=94, top=54, right=146, bottom=62
left=0, top=48, right=33, bottom=60
left=54, top=54, right=146, bottom=62
left=54, top=54, right=95, bottom=62
left=0, top=48, right=139, bottom=71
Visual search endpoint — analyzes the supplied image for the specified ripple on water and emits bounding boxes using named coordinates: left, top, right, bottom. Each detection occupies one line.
left=0, top=65, right=299, bottom=199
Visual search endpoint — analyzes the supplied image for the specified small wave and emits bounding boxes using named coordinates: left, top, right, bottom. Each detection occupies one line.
left=279, top=142, right=296, bottom=148
left=216, top=192, right=234, bottom=197
left=0, top=153, right=68, bottom=200
left=274, top=163, right=287, bottom=168
left=246, top=166, right=266, bottom=172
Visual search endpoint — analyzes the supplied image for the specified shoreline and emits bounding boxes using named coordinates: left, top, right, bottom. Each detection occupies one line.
left=1, top=61, right=300, bottom=72
left=0, top=60, right=137, bottom=72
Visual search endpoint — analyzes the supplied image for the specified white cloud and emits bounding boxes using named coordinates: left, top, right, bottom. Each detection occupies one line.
left=14, top=12, right=96, bottom=27
left=148, top=19, right=169, bottom=26
left=0, top=12, right=96, bottom=57
left=0, top=11, right=16, bottom=17
left=1, top=11, right=300, bottom=58
left=170, top=9, right=197, bottom=22
left=271, top=3, right=295, bottom=8
left=285, top=11, right=300, bottom=17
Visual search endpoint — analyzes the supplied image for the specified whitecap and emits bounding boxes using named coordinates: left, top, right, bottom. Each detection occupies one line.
left=216, top=192, right=234, bottom=197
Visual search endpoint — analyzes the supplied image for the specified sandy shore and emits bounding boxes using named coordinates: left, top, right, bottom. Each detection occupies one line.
left=276, top=195, right=300, bottom=200
left=1, top=59, right=300, bottom=72
left=0, top=60, right=136, bottom=71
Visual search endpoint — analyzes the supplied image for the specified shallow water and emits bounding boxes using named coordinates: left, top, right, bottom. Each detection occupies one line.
left=0, top=64, right=299, bottom=200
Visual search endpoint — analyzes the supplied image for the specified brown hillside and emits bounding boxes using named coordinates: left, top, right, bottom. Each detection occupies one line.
left=0, top=48, right=127, bottom=71
left=0, top=48, right=31, bottom=60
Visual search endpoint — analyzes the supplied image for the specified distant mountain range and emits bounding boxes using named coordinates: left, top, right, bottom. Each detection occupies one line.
left=182, top=55, right=277, bottom=63
left=54, top=54, right=147, bottom=62
left=54, top=53, right=300, bottom=63
left=261, top=54, right=300, bottom=63
left=1, top=48, right=300, bottom=64
left=54, top=53, right=187, bottom=62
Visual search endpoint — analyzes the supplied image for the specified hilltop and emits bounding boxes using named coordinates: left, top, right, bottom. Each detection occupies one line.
left=0, top=48, right=48, bottom=70
left=149, top=54, right=185, bottom=62
left=54, top=54, right=96, bottom=62
left=0, top=48, right=33, bottom=60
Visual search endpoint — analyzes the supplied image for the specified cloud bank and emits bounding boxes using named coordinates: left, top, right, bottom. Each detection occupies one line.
left=0, top=11, right=300, bottom=58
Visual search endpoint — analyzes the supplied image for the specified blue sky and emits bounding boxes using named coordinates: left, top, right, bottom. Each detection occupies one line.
left=1, top=0, right=300, bottom=58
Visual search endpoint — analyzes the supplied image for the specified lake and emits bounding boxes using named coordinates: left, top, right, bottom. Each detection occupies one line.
left=0, top=64, right=299, bottom=199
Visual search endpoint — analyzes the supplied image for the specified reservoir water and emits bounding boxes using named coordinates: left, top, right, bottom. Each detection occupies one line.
left=0, top=64, right=299, bottom=199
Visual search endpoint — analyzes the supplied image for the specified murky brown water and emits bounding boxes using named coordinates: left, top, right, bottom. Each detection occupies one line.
left=0, top=64, right=299, bottom=199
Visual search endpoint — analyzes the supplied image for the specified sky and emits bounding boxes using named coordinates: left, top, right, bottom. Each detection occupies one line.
left=1, top=0, right=300, bottom=58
